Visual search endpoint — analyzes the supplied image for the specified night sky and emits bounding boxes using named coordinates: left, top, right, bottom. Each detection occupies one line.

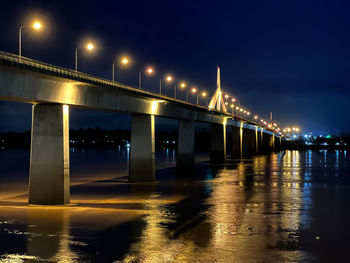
left=0, top=0, right=349, bottom=135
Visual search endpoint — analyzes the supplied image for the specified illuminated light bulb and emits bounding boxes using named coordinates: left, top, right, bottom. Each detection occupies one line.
left=146, top=67, right=154, bottom=75
left=231, top=98, right=236, bottom=102
left=180, top=82, right=186, bottom=88
left=191, top=87, right=197, bottom=93
left=121, top=57, right=129, bottom=64
left=225, top=94, right=229, bottom=99
left=236, top=107, right=239, bottom=110
left=33, top=21, right=42, bottom=30
left=240, top=108, right=243, bottom=112
left=166, top=75, right=173, bottom=82
left=86, top=43, right=94, bottom=51
left=247, top=112, right=250, bottom=115
left=201, top=92, right=207, bottom=97
left=254, top=115, right=258, bottom=119
left=230, top=104, right=234, bottom=108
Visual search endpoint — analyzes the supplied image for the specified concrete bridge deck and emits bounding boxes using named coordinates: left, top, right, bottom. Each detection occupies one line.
left=0, top=51, right=282, bottom=205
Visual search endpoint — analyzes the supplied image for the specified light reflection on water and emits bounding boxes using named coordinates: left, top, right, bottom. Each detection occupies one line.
left=0, top=149, right=349, bottom=262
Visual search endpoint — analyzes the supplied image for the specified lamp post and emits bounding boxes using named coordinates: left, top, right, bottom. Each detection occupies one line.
left=18, top=20, right=42, bottom=57
left=75, top=42, right=94, bottom=71
left=197, top=91, right=207, bottom=105
left=112, top=56, right=129, bottom=81
left=139, top=66, right=154, bottom=89
left=160, top=75, right=173, bottom=95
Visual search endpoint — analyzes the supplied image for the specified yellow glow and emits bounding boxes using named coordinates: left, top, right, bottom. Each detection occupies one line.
left=86, top=43, right=94, bottom=51
left=146, top=67, right=154, bottom=75
left=268, top=124, right=272, bottom=128
left=240, top=108, right=243, bottom=112
left=225, top=102, right=228, bottom=105
left=295, top=127, right=300, bottom=132
left=243, top=110, right=247, bottom=113
left=247, top=112, right=250, bottom=115
left=230, top=104, right=234, bottom=108
left=201, top=92, right=207, bottom=97
left=236, top=107, right=239, bottom=110
left=165, top=75, right=173, bottom=82
left=225, top=94, right=229, bottom=99
left=63, top=105, right=69, bottom=114
left=151, top=101, right=158, bottom=114
left=33, top=21, right=42, bottom=30
left=180, top=82, right=186, bottom=88
left=191, top=87, right=197, bottom=93
left=121, top=57, right=129, bottom=64
left=254, top=115, right=258, bottom=119
left=231, top=98, right=236, bottom=102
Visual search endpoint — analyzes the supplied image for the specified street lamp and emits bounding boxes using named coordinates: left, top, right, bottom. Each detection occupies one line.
left=174, top=81, right=186, bottom=99
left=177, top=82, right=187, bottom=100
left=75, top=42, right=94, bottom=71
left=112, top=56, right=129, bottom=81
left=18, top=20, right=42, bottom=57
left=230, top=104, right=235, bottom=114
left=197, top=91, right=207, bottom=105
left=160, top=75, right=173, bottom=95
left=138, top=66, right=154, bottom=89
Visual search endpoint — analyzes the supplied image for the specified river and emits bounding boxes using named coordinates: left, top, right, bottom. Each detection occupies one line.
left=0, top=148, right=349, bottom=262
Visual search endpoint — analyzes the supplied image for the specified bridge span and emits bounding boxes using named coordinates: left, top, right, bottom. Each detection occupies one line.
left=0, top=51, right=282, bottom=205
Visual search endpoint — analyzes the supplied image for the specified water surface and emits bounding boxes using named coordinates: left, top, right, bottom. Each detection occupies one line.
left=0, top=149, right=349, bottom=262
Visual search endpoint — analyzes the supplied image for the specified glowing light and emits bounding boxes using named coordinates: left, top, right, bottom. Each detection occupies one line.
left=225, top=102, right=228, bottom=105
left=240, top=108, right=243, bottom=112
left=201, top=92, right=207, bottom=97
left=236, top=107, right=239, bottom=110
left=230, top=104, right=234, bottom=108
left=86, top=43, right=94, bottom=51
left=180, top=82, right=186, bottom=88
left=247, top=112, right=250, bottom=115
left=121, top=57, right=129, bottom=64
left=254, top=115, right=258, bottom=119
left=166, top=75, right=173, bottom=82
left=33, top=21, right=42, bottom=30
left=146, top=67, right=154, bottom=75
left=191, top=87, right=197, bottom=93
left=243, top=110, right=247, bottom=113
left=231, top=98, right=236, bottom=102
left=225, top=94, right=229, bottom=99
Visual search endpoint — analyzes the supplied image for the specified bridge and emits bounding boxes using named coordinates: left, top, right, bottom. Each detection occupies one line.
left=0, top=51, right=282, bottom=205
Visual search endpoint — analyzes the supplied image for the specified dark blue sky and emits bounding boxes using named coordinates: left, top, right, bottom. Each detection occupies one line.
left=0, top=0, right=349, bottom=135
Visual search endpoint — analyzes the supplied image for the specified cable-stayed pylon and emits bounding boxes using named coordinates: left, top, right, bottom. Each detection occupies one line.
left=208, top=66, right=227, bottom=112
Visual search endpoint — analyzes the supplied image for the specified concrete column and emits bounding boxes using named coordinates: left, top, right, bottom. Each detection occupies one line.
left=257, top=128, right=263, bottom=154
left=249, top=128, right=257, bottom=155
left=275, top=135, right=281, bottom=151
left=177, top=120, right=195, bottom=171
left=130, top=114, right=155, bottom=182
left=242, top=128, right=251, bottom=157
left=29, top=104, right=70, bottom=205
left=270, top=133, right=275, bottom=152
left=231, top=126, right=242, bottom=158
left=211, top=123, right=226, bottom=163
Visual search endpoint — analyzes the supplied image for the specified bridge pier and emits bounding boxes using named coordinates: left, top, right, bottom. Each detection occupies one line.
left=275, top=136, right=281, bottom=151
left=130, top=114, right=155, bottom=182
left=231, top=126, right=242, bottom=158
left=29, top=104, right=70, bottom=205
left=177, top=120, right=195, bottom=172
left=210, top=123, right=226, bottom=163
left=242, top=128, right=251, bottom=157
